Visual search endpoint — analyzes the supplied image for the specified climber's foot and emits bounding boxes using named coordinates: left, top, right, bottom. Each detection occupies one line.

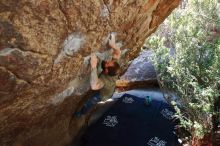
left=73, top=111, right=82, bottom=118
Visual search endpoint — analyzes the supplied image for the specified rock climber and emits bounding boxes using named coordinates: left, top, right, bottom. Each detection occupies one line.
left=74, top=33, right=123, bottom=117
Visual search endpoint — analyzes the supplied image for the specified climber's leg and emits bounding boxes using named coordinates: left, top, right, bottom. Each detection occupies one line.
left=74, top=92, right=101, bottom=118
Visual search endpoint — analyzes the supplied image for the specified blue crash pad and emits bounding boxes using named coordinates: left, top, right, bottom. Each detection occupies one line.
left=82, top=93, right=179, bottom=146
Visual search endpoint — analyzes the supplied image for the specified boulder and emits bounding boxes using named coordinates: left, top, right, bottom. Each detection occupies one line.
left=117, top=50, right=158, bottom=91
left=0, top=0, right=180, bottom=146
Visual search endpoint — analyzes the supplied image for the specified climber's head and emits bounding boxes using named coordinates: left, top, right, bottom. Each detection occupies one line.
left=101, top=60, right=120, bottom=76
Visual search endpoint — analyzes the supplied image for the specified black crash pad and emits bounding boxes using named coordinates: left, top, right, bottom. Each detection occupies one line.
left=81, top=93, right=179, bottom=146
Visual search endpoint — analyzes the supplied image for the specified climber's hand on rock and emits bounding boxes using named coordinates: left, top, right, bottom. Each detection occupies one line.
left=90, top=53, right=98, bottom=69
left=108, top=33, right=116, bottom=49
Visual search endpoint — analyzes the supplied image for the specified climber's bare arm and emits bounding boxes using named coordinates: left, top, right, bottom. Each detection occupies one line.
left=90, top=53, right=104, bottom=90
left=108, top=34, right=121, bottom=60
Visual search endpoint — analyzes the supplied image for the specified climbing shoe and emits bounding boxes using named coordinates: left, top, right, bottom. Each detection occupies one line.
left=144, top=95, right=152, bottom=106
left=73, top=111, right=82, bottom=118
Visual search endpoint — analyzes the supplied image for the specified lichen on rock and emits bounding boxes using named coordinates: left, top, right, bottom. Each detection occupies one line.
left=63, top=33, right=86, bottom=56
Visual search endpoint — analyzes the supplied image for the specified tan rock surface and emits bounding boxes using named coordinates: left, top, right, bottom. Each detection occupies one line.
left=0, top=0, right=180, bottom=145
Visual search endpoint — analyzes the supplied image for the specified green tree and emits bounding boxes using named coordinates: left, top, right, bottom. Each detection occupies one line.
left=147, top=0, right=220, bottom=139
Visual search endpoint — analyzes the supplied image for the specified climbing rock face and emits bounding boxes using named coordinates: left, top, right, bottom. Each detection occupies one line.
left=0, top=0, right=180, bottom=146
